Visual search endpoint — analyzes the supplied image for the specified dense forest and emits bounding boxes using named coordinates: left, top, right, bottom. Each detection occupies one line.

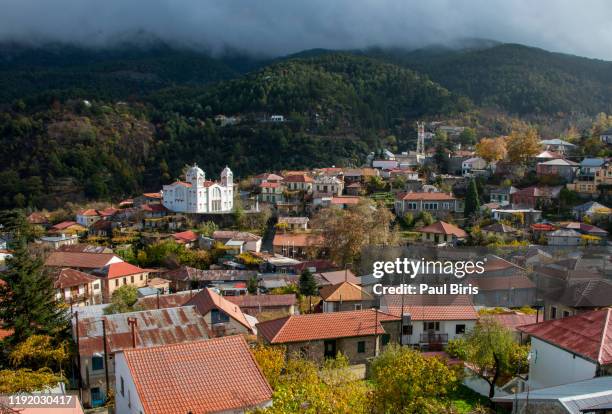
left=1, top=41, right=612, bottom=209
left=366, top=43, right=612, bottom=115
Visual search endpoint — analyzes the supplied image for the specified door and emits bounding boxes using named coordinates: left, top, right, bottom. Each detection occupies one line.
left=324, top=340, right=337, bottom=358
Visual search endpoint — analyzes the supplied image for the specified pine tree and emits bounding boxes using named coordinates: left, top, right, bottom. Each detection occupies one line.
left=0, top=211, right=67, bottom=346
left=464, top=179, right=481, bottom=219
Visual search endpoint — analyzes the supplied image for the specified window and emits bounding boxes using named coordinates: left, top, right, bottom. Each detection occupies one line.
left=381, top=334, right=391, bottom=345
left=130, top=276, right=134, bottom=283
left=92, top=356, right=104, bottom=371
left=211, top=309, right=230, bottom=324
left=455, top=324, right=466, bottom=334
left=114, top=280, right=118, bottom=287
left=140, top=275, right=143, bottom=281
left=551, top=306, right=557, bottom=319
left=357, top=341, right=366, bottom=353
left=563, top=310, right=570, bottom=318
left=424, top=321, right=440, bottom=331
left=402, top=325, right=413, bottom=335
left=123, top=277, right=127, bottom=285
left=120, top=376, right=125, bottom=397
left=354, top=304, right=362, bottom=311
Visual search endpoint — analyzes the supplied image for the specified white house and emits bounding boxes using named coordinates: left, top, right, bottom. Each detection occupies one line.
left=462, top=157, right=487, bottom=177
left=518, top=308, right=612, bottom=390
left=600, top=129, right=612, bottom=144
left=76, top=209, right=101, bottom=227
left=373, top=159, right=399, bottom=170
left=380, top=294, right=478, bottom=349
left=162, top=164, right=233, bottom=214
left=114, top=336, right=272, bottom=414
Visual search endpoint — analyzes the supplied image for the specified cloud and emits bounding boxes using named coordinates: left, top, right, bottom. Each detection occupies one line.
left=1, top=0, right=611, bottom=59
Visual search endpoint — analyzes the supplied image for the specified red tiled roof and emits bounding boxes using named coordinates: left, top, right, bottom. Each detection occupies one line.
left=398, top=192, right=456, bottom=201
left=383, top=294, right=479, bottom=320
left=186, top=288, right=253, bottom=333
left=54, top=268, right=97, bottom=289
left=96, top=262, right=147, bottom=279
left=518, top=308, right=612, bottom=364
left=255, top=172, right=284, bottom=181
left=45, top=252, right=122, bottom=269
left=226, top=294, right=297, bottom=308
left=283, top=174, right=314, bottom=183
left=172, top=230, right=199, bottom=243
left=77, top=209, right=99, bottom=217
left=315, top=270, right=360, bottom=286
left=257, top=309, right=398, bottom=344
left=27, top=212, right=50, bottom=224
left=121, top=336, right=272, bottom=414
left=319, top=282, right=373, bottom=301
left=213, top=230, right=261, bottom=242
left=260, top=181, right=281, bottom=188
left=143, top=192, right=162, bottom=199
left=140, top=204, right=167, bottom=213
left=417, top=221, right=467, bottom=238
left=98, top=207, right=118, bottom=217
left=50, top=221, right=84, bottom=231
left=330, top=196, right=361, bottom=205
left=273, top=233, right=324, bottom=248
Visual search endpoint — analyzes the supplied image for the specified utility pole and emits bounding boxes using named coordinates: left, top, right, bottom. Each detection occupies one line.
left=74, top=311, right=83, bottom=401
left=101, top=319, right=110, bottom=400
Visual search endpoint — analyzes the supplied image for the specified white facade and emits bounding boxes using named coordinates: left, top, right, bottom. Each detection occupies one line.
left=114, top=352, right=145, bottom=414
left=527, top=337, right=597, bottom=390
left=400, top=319, right=477, bottom=346
left=162, top=164, right=233, bottom=214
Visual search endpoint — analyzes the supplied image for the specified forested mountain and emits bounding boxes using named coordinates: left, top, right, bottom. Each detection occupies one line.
left=1, top=41, right=612, bottom=209
left=0, top=43, right=265, bottom=104
left=0, top=52, right=466, bottom=209
left=366, top=43, right=612, bottom=115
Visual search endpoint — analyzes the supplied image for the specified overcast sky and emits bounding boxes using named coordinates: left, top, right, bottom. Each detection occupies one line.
left=2, top=0, right=612, bottom=60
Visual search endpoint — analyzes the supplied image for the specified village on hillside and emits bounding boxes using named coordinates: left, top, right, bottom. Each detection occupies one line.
left=2, top=119, right=612, bottom=414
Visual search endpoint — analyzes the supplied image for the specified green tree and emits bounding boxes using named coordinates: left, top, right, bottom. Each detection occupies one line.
left=247, top=275, right=259, bottom=295
left=299, top=269, right=318, bottom=312
left=104, top=285, right=142, bottom=315
left=459, top=127, right=477, bottom=146
left=197, top=221, right=218, bottom=237
left=465, top=179, right=481, bottom=218
left=370, top=345, right=460, bottom=413
left=448, top=319, right=525, bottom=399
left=0, top=212, right=67, bottom=346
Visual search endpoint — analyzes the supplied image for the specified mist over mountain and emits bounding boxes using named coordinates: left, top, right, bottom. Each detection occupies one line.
left=1, top=0, right=612, bottom=60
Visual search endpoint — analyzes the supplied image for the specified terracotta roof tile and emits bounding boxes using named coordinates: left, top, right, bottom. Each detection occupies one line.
left=172, top=230, right=199, bottom=243
left=283, top=174, right=314, bottom=183
left=92, top=262, right=147, bottom=279
left=273, top=233, right=324, bottom=248
left=483, top=313, right=537, bottom=331
left=319, top=282, right=372, bottom=302
left=417, top=221, right=467, bottom=238
left=53, top=268, right=98, bottom=289
left=257, top=309, right=398, bottom=343
left=315, top=269, right=360, bottom=286
left=518, top=308, right=612, bottom=364
left=121, top=336, right=272, bottom=414
left=186, top=288, right=254, bottom=333
left=45, top=252, right=122, bottom=269
left=382, top=294, right=479, bottom=320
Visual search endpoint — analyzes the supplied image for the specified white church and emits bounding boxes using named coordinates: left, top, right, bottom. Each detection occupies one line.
left=161, top=164, right=234, bottom=214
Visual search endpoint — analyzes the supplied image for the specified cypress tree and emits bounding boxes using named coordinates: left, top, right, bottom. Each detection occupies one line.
left=0, top=211, right=67, bottom=346
left=464, top=179, right=481, bottom=218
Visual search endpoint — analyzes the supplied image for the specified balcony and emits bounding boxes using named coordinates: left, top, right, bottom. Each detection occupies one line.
left=419, top=333, right=448, bottom=344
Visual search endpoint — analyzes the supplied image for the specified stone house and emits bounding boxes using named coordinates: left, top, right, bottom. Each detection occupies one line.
left=256, top=310, right=400, bottom=364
